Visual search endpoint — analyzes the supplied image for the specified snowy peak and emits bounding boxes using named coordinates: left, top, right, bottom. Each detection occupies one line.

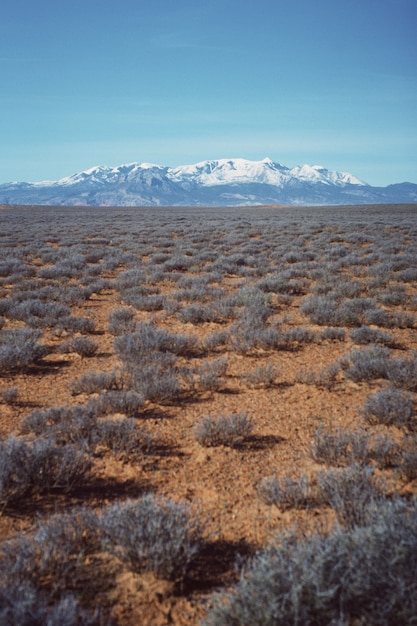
left=288, top=164, right=366, bottom=187
left=47, top=162, right=166, bottom=187
left=52, top=165, right=115, bottom=187
left=2, top=156, right=413, bottom=207
left=167, top=158, right=366, bottom=188
left=15, top=157, right=366, bottom=189
left=169, top=158, right=292, bottom=187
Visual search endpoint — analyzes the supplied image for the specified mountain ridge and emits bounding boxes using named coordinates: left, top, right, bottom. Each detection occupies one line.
left=1, top=157, right=416, bottom=207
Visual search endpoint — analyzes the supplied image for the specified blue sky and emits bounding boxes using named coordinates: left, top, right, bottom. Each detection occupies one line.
left=1, top=0, right=416, bottom=186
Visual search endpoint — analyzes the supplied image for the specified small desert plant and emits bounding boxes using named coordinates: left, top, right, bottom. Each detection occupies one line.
left=0, top=386, right=19, bottom=405
left=282, top=326, right=316, bottom=345
left=90, top=389, right=144, bottom=417
left=387, top=352, right=417, bottom=391
left=60, top=285, right=93, bottom=306
left=333, top=280, right=364, bottom=298
left=398, top=435, right=417, bottom=480
left=163, top=254, right=194, bottom=272
left=0, top=328, right=48, bottom=373
left=396, top=267, right=417, bottom=283
left=114, top=323, right=198, bottom=360
left=317, top=463, right=384, bottom=528
left=301, top=295, right=373, bottom=327
left=276, top=293, right=294, bottom=306
left=203, top=498, right=417, bottom=626
left=197, top=357, right=228, bottom=392
left=194, top=412, right=253, bottom=447
left=372, top=432, right=400, bottom=469
left=0, top=583, right=95, bottom=626
left=363, top=387, right=414, bottom=428
left=0, top=437, right=92, bottom=508
left=7, top=299, right=71, bottom=328
left=235, top=290, right=273, bottom=321
left=319, top=327, right=346, bottom=342
left=257, top=474, right=311, bottom=509
left=364, top=309, right=415, bottom=329
left=0, top=508, right=102, bottom=589
left=20, top=404, right=98, bottom=445
left=229, top=322, right=263, bottom=354
left=176, top=304, right=216, bottom=324
left=31, top=507, right=102, bottom=572
left=257, top=274, right=308, bottom=295
left=100, top=495, right=203, bottom=581
left=298, top=362, right=340, bottom=389
left=310, top=427, right=372, bottom=467
left=349, top=325, right=393, bottom=345
left=92, top=418, right=153, bottom=459
left=300, top=295, right=341, bottom=326
left=339, top=345, right=390, bottom=382
left=376, top=290, right=408, bottom=306
left=56, top=315, right=96, bottom=334
left=336, top=299, right=375, bottom=327
left=70, top=370, right=122, bottom=395
left=245, top=361, right=279, bottom=387
left=204, top=330, right=230, bottom=351
left=107, top=306, right=136, bottom=335
left=38, top=258, right=87, bottom=280
left=125, top=354, right=181, bottom=404
left=125, top=293, right=167, bottom=311
left=0, top=258, right=30, bottom=278
left=391, top=311, right=415, bottom=329
left=58, top=336, right=98, bottom=358
left=22, top=438, right=92, bottom=494
left=0, top=300, right=11, bottom=317
left=363, top=308, right=393, bottom=328
left=116, top=268, right=147, bottom=289
left=0, top=437, right=35, bottom=506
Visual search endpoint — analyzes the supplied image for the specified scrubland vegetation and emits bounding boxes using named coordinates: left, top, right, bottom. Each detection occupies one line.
left=0, top=202, right=416, bottom=624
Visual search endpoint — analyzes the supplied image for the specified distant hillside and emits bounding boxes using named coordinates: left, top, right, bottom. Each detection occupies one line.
left=1, top=158, right=416, bottom=206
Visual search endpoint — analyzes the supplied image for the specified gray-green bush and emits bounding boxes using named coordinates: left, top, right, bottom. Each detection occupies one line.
left=100, top=495, right=203, bottom=581
left=194, top=412, right=253, bottom=447
left=363, top=387, right=414, bottom=428
left=257, top=474, right=311, bottom=509
left=0, top=437, right=92, bottom=508
left=203, top=497, right=417, bottom=626
left=0, top=328, right=48, bottom=373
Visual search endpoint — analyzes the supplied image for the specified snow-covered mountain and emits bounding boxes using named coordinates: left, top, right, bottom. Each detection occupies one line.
left=168, top=158, right=366, bottom=188
left=1, top=158, right=416, bottom=207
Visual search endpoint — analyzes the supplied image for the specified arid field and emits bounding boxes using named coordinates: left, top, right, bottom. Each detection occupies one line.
left=1, top=203, right=417, bottom=625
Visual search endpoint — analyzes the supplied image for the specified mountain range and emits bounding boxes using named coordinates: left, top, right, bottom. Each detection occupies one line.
left=1, top=157, right=416, bottom=207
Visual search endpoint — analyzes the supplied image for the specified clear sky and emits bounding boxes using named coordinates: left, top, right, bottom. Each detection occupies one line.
left=1, top=0, right=416, bottom=186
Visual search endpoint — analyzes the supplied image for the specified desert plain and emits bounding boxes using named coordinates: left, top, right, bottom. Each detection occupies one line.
left=0, top=203, right=416, bottom=624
